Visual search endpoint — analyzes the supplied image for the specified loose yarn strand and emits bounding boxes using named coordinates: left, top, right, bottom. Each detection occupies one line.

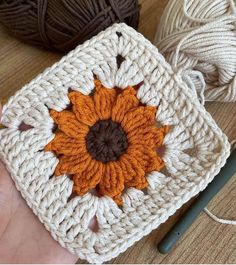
left=204, top=208, right=236, bottom=225
left=204, top=140, right=236, bottom=225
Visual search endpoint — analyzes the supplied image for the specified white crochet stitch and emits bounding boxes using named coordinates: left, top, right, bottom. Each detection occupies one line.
left=0, top=23, right=231, bottom=263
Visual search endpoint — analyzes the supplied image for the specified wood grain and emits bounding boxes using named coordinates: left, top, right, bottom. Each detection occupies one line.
left=0, top=0, right=235, bottom=263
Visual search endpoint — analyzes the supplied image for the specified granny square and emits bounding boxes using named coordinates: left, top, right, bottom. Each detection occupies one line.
left=0, top=23, right=230, bottom=263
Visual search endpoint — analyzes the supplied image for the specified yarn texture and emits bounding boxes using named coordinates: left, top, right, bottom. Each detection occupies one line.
left=155, top=0, right=236, bottom=102
left=45, top=80, right=168, bottom=205
left=0, top=24, right=230, bottom=263
left=0, top=0, right=139, bottom=52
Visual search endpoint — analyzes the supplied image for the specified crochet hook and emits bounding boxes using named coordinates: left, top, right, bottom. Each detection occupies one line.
left=158, top=149, right=236, bottom=254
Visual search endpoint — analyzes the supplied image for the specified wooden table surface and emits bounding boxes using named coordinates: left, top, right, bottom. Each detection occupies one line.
left=0, top=0, right=236, bottom=263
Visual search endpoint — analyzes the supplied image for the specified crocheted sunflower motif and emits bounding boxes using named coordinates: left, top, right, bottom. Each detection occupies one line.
left=45, top=80, right=169, bottom=204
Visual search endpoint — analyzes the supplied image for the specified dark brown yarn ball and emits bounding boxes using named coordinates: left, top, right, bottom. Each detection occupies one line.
left=0, top=0, right=140, bottom=52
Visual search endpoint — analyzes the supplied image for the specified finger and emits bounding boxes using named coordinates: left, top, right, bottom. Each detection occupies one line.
left=0, top=102, right=12, bottom=186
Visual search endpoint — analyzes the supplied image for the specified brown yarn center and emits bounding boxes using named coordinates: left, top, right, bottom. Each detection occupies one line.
left=86, top=119, right=128, bottom=163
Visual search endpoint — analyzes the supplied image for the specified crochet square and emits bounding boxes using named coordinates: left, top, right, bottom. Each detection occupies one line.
left=0, top=23, right=230, bottom=263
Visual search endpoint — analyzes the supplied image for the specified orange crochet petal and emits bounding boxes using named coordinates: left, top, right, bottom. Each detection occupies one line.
left=113, top=194, right=123, bottom=205
left=111, top=86, right=139, bottom=123
left=144, top=148, right=164, bottom=172
left=128, top=125, right=170, bottom=148
left=121, top=106, right=156, bottom=133
left=127, top=145, right=164, bottom=173
left=98, top=162, right=124, bottom=200
left=94, top=80, right=117, bottom=120
left=126, top=146, right=145, bottom=169
left=73, top=160, right=104, bottom=195
left=45, top=132, right=86, bottom=155
left=55, top=153, right=91, bottom=176
left=50, top=110, right=89, bottom=140
left=125, top=174, right=148, bottom=190
left=69, top=91, right=99, bottom=126
left=119, top=154, right=147, bottom=190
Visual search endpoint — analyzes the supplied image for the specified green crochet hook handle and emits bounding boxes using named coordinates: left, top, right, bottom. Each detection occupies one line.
left=158, top=149, right=236, bottom=254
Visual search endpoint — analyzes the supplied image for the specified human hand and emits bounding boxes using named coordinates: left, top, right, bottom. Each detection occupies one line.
left=0, top=104, right=78, bottom=264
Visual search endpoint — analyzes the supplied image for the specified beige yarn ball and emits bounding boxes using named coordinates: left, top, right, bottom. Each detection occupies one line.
left=155, top=0, right=236, bottom=102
